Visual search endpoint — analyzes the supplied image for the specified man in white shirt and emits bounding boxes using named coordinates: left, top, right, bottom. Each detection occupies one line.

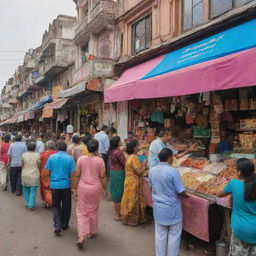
left=148, top=128, right=196, bottom=169
left=36, top=134, right=45, bottom=153
left=94, top=125, right=110, bottom=173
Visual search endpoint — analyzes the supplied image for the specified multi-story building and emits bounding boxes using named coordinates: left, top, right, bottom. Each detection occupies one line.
left=0, top=15, right=77, bottom=132
left=59, top=0, right=117, bottom=133
left=104, top=0, right=256, bottom=138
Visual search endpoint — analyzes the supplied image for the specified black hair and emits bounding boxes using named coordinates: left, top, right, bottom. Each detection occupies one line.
left=15, top=135, right=22, bottom=142
left=128, top=131, right=134, bottom=135
left=72, top=135, right=80, bottom=144
left=3, top=134, right=10, bottom=143
left=57, top=141, right=67, bottom=152
left=109, top=136, right=121, bottom=153
left=236, top=158, right=256, bottom=201
left=101, top=125, right=108, bottom=131
left=27, top=142, right=36, bottom=152
left=158, top=148, right=173, bottom=162
left=87, top=139, right=99, bottom=153
left=126, top=140, right=139, bottom=155
left=82, top=134, right=92, bottom=145
left=40, top=133, right=46, bottom=139
left=60, top=136, right=66, bottom=141
left=109, top=127, right=117, bottom=134
left=158, top=127, right=171, bottom=138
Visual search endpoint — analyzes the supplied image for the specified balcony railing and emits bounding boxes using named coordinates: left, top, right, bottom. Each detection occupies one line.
left=75, top=15, right=89, bottom=39
left=72, top=59, right=114, bottom=86
left=90, top=0, right=115, bottom=21
left=74, top=1, right=116, bottom=43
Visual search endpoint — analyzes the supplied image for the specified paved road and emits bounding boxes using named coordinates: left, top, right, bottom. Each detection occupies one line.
left=0, top=190, right=213, bottom=256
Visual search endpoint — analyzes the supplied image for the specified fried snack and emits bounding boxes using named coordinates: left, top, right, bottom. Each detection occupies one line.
left=197, top=166, right=238, bottom=195
left=197, top=176, right=228, bottom=195
left=182, top=158, right=209, bottom=170
left=181, top=171, right=202, bottom=190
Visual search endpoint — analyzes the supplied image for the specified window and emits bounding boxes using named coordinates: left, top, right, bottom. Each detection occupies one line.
left=211, top=0, right=253, bottom=18
left=183, top=0, right=204, bottom=31
left=235, top=0, right=253, bottom=7
left=81, top=44, right=89, bottom=64
left=131, top=15, right=152, bottom=54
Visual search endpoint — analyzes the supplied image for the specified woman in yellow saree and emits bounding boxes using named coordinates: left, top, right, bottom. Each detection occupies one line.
left=120, top=140, right=147, bottom=226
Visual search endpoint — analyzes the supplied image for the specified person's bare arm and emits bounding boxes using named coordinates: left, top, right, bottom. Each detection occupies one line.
left=99, top=166, right=107, bottom=198
left=73, top=164, right=81, bottom=192
left=174, top=144, right=197, bottom=159
left=134, top=160, right=147, bottom=175
left=216, top=189, right=229, bottom=198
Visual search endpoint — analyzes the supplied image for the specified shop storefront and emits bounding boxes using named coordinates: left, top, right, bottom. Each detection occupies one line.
left=104, top=18, right=256, bottom=243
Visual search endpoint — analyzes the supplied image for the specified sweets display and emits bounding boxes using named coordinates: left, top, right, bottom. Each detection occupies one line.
left=181, top=158, right=209, bottom=170
left=181, top=171, right=214, bottom=190
left=181, top=171, right=202, bottom=190
left=197, top=176, right=228, bottom=195
left=196, top=166, right=238, bottom=195
left=202, top=162, right=226, bottom=175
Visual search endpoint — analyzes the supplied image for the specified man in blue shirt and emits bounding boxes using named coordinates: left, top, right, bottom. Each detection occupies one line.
left=148, top=128, right=196, bottom=170
left=149, top=148, right=188, bottom=256
left=7, top=135, right=27, bottom=195
left=46, top=141, right=75, bottom=236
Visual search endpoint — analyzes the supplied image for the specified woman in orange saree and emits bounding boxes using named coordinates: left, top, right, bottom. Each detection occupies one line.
left=120, top=140, right=148, bottom=226
left=40, top=140, right=57, bottom=208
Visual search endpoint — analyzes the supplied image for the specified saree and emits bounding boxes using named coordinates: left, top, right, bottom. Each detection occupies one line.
left=120, top=155, right=146, bottom=226
left=40, top=150, right=56, bottom=206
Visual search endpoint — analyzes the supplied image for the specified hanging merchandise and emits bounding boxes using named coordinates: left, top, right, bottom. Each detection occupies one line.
left=203, top=92, right=211, bottom=106
left=151, top=111, right=164, bottom=124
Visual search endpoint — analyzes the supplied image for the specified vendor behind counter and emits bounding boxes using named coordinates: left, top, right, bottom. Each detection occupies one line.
left=217, top=129, right=234, bottom=154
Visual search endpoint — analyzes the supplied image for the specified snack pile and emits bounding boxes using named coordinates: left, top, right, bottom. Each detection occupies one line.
left=181, top=158, right=209, bottom=170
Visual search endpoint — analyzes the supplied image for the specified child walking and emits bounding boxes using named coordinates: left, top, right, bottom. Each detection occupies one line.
left=21, top=142, right=40, bottom=210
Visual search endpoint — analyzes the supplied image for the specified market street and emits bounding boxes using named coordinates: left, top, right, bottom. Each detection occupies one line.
left=0, top=190, right=213, bottom=256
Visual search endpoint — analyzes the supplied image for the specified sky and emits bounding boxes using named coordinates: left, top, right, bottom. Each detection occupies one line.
left=0, top=0, right=76, bottom=88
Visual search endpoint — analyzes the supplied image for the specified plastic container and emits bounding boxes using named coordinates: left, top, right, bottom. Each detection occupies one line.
left=215, top=240, right=228, bottom=256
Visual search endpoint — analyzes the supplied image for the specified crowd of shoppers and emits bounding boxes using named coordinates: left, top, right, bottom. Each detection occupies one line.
left=1, top=126, right=256, bottom=255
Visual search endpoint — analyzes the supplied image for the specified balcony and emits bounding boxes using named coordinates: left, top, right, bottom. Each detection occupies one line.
left=74, top=0, right=116, bottom=45
left=72, top=59, right=114, bottom=87
left=44, top=56, right=72, bottom=79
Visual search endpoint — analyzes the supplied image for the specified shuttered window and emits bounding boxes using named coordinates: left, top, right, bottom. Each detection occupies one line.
left=131, top=15, right=152, bottom=55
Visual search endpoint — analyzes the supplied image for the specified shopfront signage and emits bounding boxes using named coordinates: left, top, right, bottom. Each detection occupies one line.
left=52, top=85, right=64, bottom=99
left=72, top=63, right=90, bottom=86
left=144, top=18, right=256, bottom=79
left=60, top=82, right=86, bottom=98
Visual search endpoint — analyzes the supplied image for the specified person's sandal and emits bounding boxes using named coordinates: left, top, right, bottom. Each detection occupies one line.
left=76, top=239, right=84, bottom=249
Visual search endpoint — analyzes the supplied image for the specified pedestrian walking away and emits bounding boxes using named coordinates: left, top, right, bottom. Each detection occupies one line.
left=73, top=139, right=107, bottom=249
left=94, top=125, right=110, bottom=175
left=149, top=148, right=189, bottom=256
left=108, top=136, right=126, bottom=221
left=8, top=135, right=27, bottom=196
left=0, top=134, right=11, bottom=191
left=40, top=140, right=57, bottom=208
left=46, top=141, right=75, bottom=236
left=21, top=142, right=41, bottom=210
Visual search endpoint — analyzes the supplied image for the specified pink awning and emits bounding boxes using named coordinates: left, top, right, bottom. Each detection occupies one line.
left=104, top=47, right=256, bottom=102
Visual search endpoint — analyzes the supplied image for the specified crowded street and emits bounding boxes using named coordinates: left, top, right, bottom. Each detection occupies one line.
left=0, top=186, right=215, bottom=256
left=1, top=1, right=256, bottom=256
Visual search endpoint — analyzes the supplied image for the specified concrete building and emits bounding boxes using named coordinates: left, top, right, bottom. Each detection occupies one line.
left=0, top=15, right=77, bottom=133
left=60, top=0, right=117, bottom=133
left=109, top=0, right=256, bottom=138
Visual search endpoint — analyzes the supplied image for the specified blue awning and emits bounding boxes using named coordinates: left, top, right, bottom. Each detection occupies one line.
left=143, top=18, right=256, bottom=79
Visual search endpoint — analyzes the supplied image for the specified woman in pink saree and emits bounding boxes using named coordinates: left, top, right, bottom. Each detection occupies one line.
left=73, top=139, right=107, bottom=249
